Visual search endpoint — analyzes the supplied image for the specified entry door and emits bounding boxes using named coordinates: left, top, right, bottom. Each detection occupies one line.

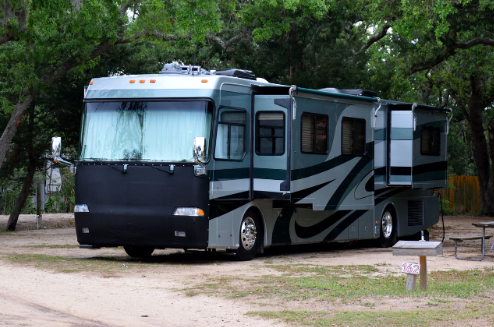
left=210, top=84, right=251, bottom=200
left=252, top=95, right=290, bottom=199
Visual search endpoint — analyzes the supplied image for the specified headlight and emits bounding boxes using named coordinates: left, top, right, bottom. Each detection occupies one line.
left=172, top=207, right=205, bottom=216
left=74, top=204, right=89, bottom=213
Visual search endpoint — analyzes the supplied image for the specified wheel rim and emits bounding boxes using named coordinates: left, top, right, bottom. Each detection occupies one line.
left=382, top=211, right=393, bottom=239
left=241, top=217, right=257, bottom=250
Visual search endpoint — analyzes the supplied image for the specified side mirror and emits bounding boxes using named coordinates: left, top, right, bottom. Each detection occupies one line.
left=50, top=136, right=74, bottom=168
left=193, top=137, right=207, bottom=159
left=193, top=137, right=207, bottom=169
left=52, top=136, right=62, bottom=157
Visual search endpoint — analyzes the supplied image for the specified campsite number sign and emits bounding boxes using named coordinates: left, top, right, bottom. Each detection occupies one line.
left=401, top=262, right=420, bottom=275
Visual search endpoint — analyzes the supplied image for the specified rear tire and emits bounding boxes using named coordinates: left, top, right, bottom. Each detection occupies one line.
left=124, top=245, right=155, bottom=258
left=379, top=206, right=397, bottom=247
left=235, top=210, right=261, bottom=261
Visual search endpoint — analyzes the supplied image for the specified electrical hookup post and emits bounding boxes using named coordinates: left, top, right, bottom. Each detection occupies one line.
left=34, top=178, right=45, bottom=229
left=392, top=239, right=443, bottom=291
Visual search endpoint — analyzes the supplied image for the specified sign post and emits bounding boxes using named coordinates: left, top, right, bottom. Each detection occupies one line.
left=392, top=241, right=442, bottom=291
left=34, top=179, right=45, bottom=229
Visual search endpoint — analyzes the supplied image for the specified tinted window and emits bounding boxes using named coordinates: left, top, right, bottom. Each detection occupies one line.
left=214, top=110, right=246, bottom=160
left=301, top=113, right=328, bottom=154
left=256, top=112, right=285, bottom=155
left=421, top=126, right=440, bottom=156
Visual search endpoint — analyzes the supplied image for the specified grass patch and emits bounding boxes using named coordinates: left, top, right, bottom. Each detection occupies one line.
left=2, top=253, right=155, bottom=275
left=186, top=264, right=494, bottom=303
left=248, top=305, right=494, bottom=326
left=0, top=218, right=75, bottom=233
left=24, top=244, right=79, bottom=248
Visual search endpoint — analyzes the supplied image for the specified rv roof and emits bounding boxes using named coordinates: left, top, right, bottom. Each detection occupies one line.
left=84, top=73, right=272, bottom=99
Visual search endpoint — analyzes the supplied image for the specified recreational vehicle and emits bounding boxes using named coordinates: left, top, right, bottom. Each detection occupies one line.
left=59, top=63, right=449, bottom=260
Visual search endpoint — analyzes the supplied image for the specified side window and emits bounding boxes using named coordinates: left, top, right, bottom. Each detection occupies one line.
left=256, top=111, right=285, bottom=156
left=342, top=117, right=365, bottom=155
left=301, top=113, right=328, bottom=154
left=421, top=126, right=440, bottom=156
left=214, top=110, right=246, bottom=160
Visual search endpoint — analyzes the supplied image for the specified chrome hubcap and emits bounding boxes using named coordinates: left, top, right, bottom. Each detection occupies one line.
left=382, top=211, right=393, bottom=238
left=241, top=217, right=257, bottom=250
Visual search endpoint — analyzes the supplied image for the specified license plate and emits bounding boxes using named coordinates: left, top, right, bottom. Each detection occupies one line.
left=401, top=262, right=420, bottom=275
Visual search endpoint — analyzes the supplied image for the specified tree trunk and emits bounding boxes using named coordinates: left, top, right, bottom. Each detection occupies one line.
left=6, top=153, right=37, bottom=231
left=0, top=91, right=36, bottom=172
left=289, top=21, right=297, bottom=82
left=465, top=75, right=494, bottom=215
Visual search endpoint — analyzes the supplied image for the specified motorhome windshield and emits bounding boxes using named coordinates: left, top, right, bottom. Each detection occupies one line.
left=80, top=100, right=212, bottom=162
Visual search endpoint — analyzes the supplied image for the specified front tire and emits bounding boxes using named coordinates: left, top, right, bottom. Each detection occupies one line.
left=124, top=245, right=155, bottom=258
left=235, top=210, right=261, bottom=261
left=379, top=206, right=397, bottom=247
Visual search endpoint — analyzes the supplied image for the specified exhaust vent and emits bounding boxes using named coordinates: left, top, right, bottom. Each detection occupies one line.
left=408, top=200, right=424, bottom=226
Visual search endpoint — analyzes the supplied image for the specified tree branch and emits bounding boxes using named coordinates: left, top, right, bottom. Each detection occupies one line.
left=205, top=33, right=248, bottom=50
left=120, top=1, right=134, bottom=18
left=411, top=38, right=494, bottom=74
left=360, top=22, right=391, bottom=52
left=1, top=0, right=29, bottom=45
left=0, top=31, right=15, bottom=45
left=455, top=37, right=494, bottom=49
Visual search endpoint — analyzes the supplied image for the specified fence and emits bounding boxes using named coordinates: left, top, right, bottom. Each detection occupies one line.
left=439, top=176, right=480, bottom=214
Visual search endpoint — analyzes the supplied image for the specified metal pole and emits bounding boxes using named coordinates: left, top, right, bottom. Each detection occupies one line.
left=36, top=183, right=42, bottom=229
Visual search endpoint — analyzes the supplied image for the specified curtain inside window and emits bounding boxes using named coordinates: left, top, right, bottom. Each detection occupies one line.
left=301, top=114, right=314, bottom=152
left=81, top=101, right=211, bottom=162
left=315, top=115, right=328, bottom=153
left=342, top=119, right=353, bottom=155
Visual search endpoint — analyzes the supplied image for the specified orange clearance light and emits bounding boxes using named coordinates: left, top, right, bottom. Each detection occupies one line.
left=89, top=81, right=93, bottom=85
left=139, top=79, right=145, bottom=83
left=129, top=80, right=135, bottom=83
left=201, top=79, right=208, bottom=83
left=197, top=209, right=205, bottom=216
left=150, top=79, right=156, bottom=83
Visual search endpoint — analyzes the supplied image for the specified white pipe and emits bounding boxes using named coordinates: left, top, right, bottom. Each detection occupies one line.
left=289, top=85, right=297, bottom=120
left=373, top=97, right=381, bottom=128
left=447, top=109, right=453, bottom=135
left=412, top=102, right=417, bottom=131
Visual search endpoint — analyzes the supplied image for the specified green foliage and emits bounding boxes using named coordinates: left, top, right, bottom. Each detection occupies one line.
left=44, top=166, right=75, bottom=213
left=440, top=198, right=454, bottom=215
left=0, top=0, right=223, bottom=126
left=240, top=0, right=333, bottom=42
left=0, top=168, right=35, bottom=214
left=0, top=166, right=75, bottom=214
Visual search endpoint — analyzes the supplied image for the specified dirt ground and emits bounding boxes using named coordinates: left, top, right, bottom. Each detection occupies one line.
left=0, top=214, right=493, bottom=327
